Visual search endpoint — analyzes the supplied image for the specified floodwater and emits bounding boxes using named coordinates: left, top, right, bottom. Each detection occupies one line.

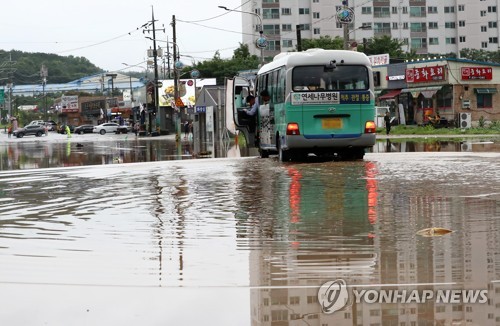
left=0, top=151, right=499, bottom=325
left=1, top=132, right=499, bottom=170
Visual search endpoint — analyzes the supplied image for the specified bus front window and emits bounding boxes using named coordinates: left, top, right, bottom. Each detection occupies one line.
left=292, top=66, right=369, bottom=91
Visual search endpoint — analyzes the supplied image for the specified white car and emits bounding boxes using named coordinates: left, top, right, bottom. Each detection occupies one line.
left=93, top=122, right=119, bottom=135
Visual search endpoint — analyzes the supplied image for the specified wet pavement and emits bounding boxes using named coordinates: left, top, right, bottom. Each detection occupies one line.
left=1, top=132, right=500, bottom=325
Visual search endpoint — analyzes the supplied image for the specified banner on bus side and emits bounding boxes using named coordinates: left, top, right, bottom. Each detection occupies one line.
left=291, top=91, right=371, bottom=105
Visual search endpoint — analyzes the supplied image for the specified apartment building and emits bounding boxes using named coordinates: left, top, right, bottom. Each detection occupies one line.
left=241, top=0, right=500, bottom=62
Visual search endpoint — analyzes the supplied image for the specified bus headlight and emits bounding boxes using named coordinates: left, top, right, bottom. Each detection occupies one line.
left=286, top=123, right=300, bottom=135
left=364, top=121, right=376, bottom=133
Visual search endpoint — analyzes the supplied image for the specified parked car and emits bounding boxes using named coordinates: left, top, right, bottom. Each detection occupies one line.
left=58, top=124, right=75, bottom=134
left=116, top=124, right=132, bottom=134
left=13, top=125, right=47, bottom=138
left=93, top=122, right=119, bottom=135
left=45, top=120, right=57, bottom=131
left=74, top=124, right=95, bottom=134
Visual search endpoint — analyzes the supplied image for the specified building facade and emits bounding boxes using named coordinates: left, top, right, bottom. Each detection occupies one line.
left=242, top=0, right=500, bottom=62
left=373, top=57, right=500, bottom=126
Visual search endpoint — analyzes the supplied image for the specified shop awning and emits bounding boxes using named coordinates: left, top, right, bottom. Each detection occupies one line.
left=401, top=86, right=443, bottom=98
left=474, top=88, right=497, bottom=94
left=378, top=89, right=401, bottom=100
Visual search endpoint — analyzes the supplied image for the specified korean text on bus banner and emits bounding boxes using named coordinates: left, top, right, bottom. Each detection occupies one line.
left=291, top=91, right=371, bottom=105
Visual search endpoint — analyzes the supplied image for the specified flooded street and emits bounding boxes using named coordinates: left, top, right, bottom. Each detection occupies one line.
left=0, top=136, right=500, bottom=324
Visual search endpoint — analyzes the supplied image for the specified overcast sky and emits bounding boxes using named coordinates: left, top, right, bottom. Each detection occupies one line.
left=1, top=0, right=246, bottom=74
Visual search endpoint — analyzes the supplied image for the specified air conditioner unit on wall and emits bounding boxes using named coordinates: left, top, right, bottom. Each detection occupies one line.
left=460, top=112, right=472, bottom=129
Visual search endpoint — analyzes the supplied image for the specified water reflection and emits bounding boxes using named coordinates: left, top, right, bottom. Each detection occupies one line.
left=0, top=153, right=499, bottom=325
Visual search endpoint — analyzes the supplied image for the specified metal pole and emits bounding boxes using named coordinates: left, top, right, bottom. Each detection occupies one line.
left=343, top=23, right=349, bottom=50
left=173, top=15, right=181, bottom=142
left=152, top=7, right=160, bottom=135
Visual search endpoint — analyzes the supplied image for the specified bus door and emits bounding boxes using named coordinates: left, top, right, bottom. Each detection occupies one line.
left=225, top=77, right=255, bottom=144
left=258, top=101, right=274, bottom=149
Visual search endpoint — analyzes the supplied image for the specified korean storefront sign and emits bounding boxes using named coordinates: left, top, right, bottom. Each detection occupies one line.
left=461, top=67, right=493, bottom=80
left=406, top=65, right=446, bottom=83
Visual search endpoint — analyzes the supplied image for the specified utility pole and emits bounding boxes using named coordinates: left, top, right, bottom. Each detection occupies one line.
left=296, top=25, right=302, bottom=51
left=172, top=14, right=181, bottom=142
left=143, top=6, right=164, bottom=135
left=40, top=64, right=48, bottom=121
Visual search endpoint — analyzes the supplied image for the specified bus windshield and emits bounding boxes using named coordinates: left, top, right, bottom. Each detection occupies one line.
left=292, top=65, right=369, bottom=92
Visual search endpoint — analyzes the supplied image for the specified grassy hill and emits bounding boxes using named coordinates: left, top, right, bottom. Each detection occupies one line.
left=0, top=50, right=104, bottom=85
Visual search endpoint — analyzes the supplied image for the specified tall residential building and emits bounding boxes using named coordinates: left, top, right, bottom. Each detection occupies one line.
left=241, top=0, right=500, bottom=62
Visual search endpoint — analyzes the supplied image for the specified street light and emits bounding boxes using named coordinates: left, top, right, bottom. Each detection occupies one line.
left=218, top=5, right=266, bottom=65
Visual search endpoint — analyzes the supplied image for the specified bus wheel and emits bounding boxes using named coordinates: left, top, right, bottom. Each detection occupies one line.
left=259, top=149, right=269, bottom=158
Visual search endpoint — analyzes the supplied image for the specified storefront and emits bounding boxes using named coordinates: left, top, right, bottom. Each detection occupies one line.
left=374, top=58, right=500, bottom=127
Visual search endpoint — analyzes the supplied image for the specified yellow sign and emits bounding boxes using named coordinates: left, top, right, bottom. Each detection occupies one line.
left=175, top=98, right=185, bottom=107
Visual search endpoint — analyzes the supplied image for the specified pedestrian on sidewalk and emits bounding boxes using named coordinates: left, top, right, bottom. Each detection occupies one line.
left=384, top=111, right=391, bottom=135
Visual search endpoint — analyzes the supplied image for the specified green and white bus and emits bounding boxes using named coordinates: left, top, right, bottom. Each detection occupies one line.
left=227, top=49, right=377, bottom=161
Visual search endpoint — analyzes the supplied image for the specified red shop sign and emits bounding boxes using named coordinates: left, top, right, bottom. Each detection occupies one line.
left=406, top=65, right=446, bottom=83
left=461, top=67, right=493, bottom=80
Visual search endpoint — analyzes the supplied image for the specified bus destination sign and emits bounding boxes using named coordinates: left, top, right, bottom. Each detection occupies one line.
left=291, top=91, right=371, bottom=105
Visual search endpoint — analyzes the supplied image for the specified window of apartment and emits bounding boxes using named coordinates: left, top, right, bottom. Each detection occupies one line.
left=446, top=37, right=456, bottom=44
left=362, top=22, right=372, bottom=30
left=429, top=22, right=438, bottom=29
left=411, top=22, right=426, bottom=32
left=290, top=296, right=300, bottom=305
left=482, top=41, right=488, bottom=48
left=402, top=38, right=409, bottom=45
left=488, top=6, right=497, bottom=12
left=489, top=37, right=498, bottom=43
left=313, top=0, right=319, bottom=2
left=282, top=24, right=292, bottom=31
left=459, top=5, right=465, bottom=11
left=267, top=40, right=281, bottom=51
left=374, top=7, right=390, bottom=17
left=402, top=7, right=408, bottom=14
left=313, top=12, right=320, bottom=19
left=429, top=37, right=439, bottom=45
left=282, top=39, right=293, bottom=47
left=445, top=22, right=456, bottom=28
left=263, top=24, right=280, bottom=35
left=481, top=26, right=487, bottom=32
left=481, top=10, right=487, bottom=17
left=411, top=38, right=427, bottom=49
left=444, top=6, right=455, bottom=13
left=281, top=40, right=293, bottom=48
left=262, top=0, right=279, bottom=2
left=362, top=7, right=372, bottom=14
left=459, top=21, right=465, bottom=27
left=374, top=22, right=391, bottom=34
left=410, top=6, right=426, bottom=17
left=403, top=22, right=408, bottom=29
left=428, top=6, right=437, bottom=14
left=271, top=310, right=288, bottom=322
left=313, top=28, right=320, bottom=34
left=281, top=8, right=291, bottom=15
left=263, top=8, right=280, bottom=19
left=459, top=36, right=466, bottom=42
left=392, top=7, right=398, bottom=14
left=477, top=93, right=493, bottom=108
left=299, top=8, right=310, bottom=15
left=489, top=21, right=498, bottom=28
left=392, top=22, right=398, bottom=29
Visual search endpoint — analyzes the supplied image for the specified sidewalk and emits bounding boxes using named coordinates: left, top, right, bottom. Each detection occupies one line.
left=376, top=133, right=500, bottom=140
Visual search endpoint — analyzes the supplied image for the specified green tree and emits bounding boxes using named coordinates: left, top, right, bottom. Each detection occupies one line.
left=300, top=36, right=344, bottom=51
left=361, top=35, right=405, bottom=58
left=193, top=44, right=259, bottom=84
